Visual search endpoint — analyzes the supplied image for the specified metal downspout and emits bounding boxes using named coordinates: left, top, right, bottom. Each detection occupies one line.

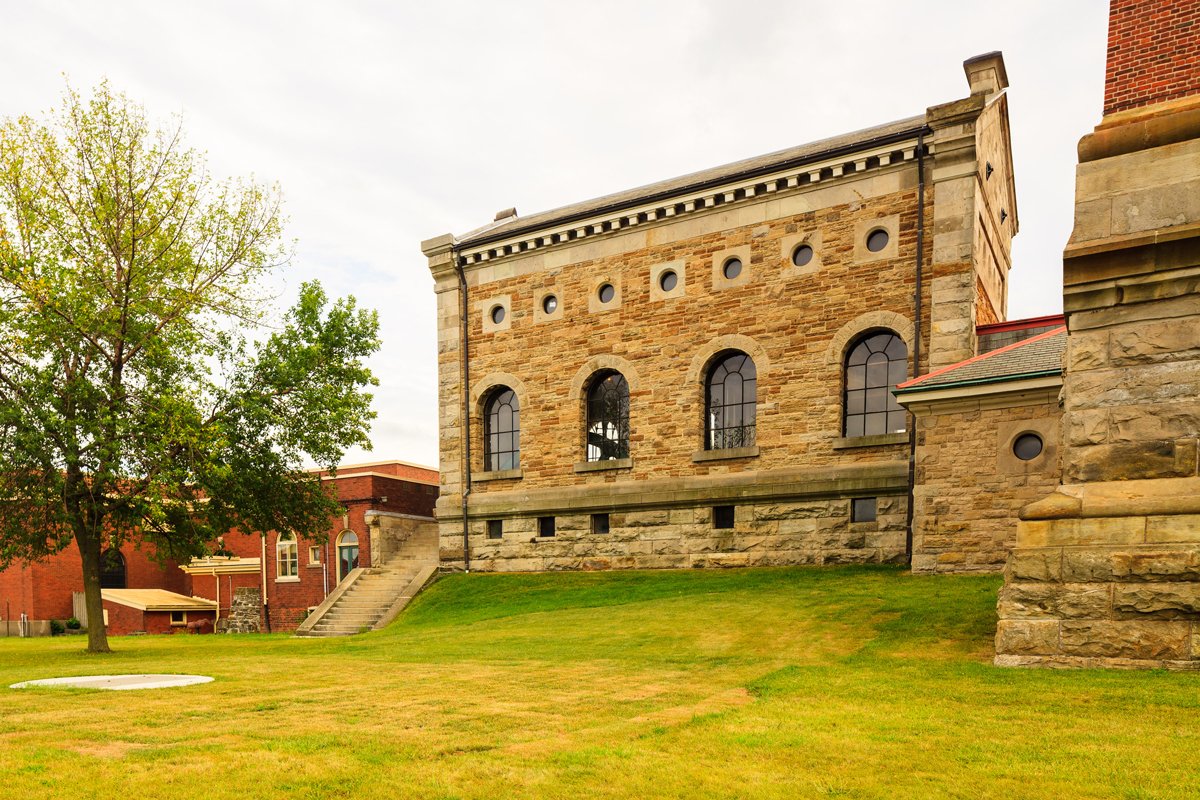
left=455, top=246, right=472, bottom=573
left=905, top=131, right=927, bottom=565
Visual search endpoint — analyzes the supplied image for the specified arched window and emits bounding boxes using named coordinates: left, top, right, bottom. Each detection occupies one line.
left=706, top=352, right=757, bottom=449
left=586, top=371, right=629, bottom=462
left=484, top=387, right=520, bottom=471
left=276, top=531, right=298, bottom=579
left=844, top=331, right=908, bottom=437
left=99, top=549, right=126, bottom=589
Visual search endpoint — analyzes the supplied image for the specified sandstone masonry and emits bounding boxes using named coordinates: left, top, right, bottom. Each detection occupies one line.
left=424, top=54, right=1018, bottom=575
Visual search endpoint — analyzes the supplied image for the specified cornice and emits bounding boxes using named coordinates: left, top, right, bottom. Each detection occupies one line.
left=454, top=137, right=928, bottom=269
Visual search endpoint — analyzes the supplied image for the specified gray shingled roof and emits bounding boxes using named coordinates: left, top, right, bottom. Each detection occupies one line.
left=895, top=327, right=1066, bottom=393
left=458, top=113, right=928, bottom=246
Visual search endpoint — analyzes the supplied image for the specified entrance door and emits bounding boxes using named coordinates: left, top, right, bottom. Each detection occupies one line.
left=336, top=531, right=359, bottom=583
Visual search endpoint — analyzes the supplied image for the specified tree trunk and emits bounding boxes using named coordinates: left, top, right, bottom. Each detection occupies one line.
left=76, top=531, right=112, bottom=654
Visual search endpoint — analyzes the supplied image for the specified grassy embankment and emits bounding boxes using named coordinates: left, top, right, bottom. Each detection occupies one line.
left=2, top=565, right=1198, bottom=799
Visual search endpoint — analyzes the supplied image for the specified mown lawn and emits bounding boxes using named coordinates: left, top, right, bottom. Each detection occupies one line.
left=1, top=565, right=1198, bottom=799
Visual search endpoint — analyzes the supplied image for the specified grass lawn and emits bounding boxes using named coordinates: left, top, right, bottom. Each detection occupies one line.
left=2, top=565, right=1199, bottom=799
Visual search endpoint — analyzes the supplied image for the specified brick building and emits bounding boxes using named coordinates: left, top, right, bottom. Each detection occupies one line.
left=423, top=53, right=1025, bottom=573
left=0, top=460, right=438, bottom=636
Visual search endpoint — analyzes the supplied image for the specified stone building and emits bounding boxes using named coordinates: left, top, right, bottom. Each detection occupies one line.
left=0, top=460, right=438, bottom=636
left=995, top=0, right=1200, bottom=669
left=422, top=53, right=1021, bottom=573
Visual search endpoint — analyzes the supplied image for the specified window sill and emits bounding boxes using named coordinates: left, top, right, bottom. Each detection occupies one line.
left=305, top=563, right=323, bottom=569
left=473, top=468, right=523, bottom=483
left=832, top=432, right=909, bottom=450
left=692, top=446, right=759, bottom=463
left=275, top=576, right=301, bottom=584
left=574, top=458, right=633, bottom=473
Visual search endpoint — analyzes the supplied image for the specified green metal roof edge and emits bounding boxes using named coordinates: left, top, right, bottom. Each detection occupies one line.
left=893, top=368, right=1062, bottom=395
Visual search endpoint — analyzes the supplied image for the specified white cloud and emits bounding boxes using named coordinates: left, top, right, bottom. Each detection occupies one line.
left=0, top=0, right=1111, bottom=467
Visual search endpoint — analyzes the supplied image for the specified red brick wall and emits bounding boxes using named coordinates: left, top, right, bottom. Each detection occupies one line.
left=101, top=602, right=216, bottom=635
left=0, top=464, right=439, bottom=631
left=0, top=542, right=185, bottom=622
left=1105, top=0, right=1200, bottom=115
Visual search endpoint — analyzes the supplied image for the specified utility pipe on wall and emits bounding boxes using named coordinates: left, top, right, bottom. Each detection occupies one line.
left=905, top=130, right=929, bottom=565
left=455, top=243, right=472, bottom=573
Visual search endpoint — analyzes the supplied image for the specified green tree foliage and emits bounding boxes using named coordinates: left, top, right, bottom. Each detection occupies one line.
left=0, top=82, right=380, bottom=652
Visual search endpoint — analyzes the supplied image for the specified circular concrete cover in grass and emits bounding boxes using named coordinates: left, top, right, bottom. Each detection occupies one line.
left=10, top=674, right=213, bottom=691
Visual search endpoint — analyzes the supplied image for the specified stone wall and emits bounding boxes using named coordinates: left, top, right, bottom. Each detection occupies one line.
left=467, top=494, right=909, bottom=572
left=218, top=587, right=262, bottom=634
left=911, top=392, right=1061, bottom=573
left=996, top=1, right=1200, bottom=669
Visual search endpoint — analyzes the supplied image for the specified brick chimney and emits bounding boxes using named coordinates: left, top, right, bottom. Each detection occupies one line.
left=1104, top=0, right=1200, bottom=116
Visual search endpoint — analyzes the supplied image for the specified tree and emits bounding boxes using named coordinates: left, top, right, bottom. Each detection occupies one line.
left=0, top=82, right=380, bottom=653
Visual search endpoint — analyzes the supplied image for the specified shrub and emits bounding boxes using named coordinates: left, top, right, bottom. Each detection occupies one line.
left=65, top=617, right=81, bottom=630
left=49, top=619, right=65, bottom=635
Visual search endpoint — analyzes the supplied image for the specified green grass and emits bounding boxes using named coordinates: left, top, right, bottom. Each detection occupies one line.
left=2, top=565, right=1199, bottom=799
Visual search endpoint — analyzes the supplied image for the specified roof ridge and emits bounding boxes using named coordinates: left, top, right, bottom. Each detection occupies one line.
left=896, top=326, right=1066, bottom=390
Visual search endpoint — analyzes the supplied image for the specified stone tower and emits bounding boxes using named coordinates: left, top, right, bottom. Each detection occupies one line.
left=996, top=0, right=1200, bottom=668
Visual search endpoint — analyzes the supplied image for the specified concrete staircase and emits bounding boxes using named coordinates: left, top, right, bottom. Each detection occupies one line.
left=296, top=526, right=438, bottom=637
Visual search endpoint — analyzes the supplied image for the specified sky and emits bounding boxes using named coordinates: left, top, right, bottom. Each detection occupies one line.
left=1, top=1, right=1110, bottom=468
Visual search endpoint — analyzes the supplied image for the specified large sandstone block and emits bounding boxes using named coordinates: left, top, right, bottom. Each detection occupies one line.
left=998, top=582, right=1110, bottom=620
left=1059, top=619, right=1190, bottom=660
left=1112, top=583, right=1200, bottom=618
left=995, top=619, right=1059, bottom=656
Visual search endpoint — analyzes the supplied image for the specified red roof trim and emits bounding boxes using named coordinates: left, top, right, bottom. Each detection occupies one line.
left=896, top=326, right=1066, bottom=389
left=976, top=314, right=1065, bottom=335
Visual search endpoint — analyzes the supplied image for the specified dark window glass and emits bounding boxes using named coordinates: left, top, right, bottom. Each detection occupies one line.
left=1013, top=433, right=1044, bottom=461
left=844, top=332, right=907, bottom=437
left=591, top=513, right=610, bottom=534
left=722, top=257, right=742, bottom=280
left=792, top=244, right=814, bottom=267
left=543, top=295, right=558, bottom=314
left=490, top=305, right=506, bottom=324
left=484, top=387, right=520, bottom=471
left=586, top=371, right=629, bottom=461
left=852, top=497, right=877, bottom=523
left=866, top=229, right=889, bottom=252
left=538, top=516, right=556, bottom=537
left=706, top=351, right=756, bottom=450
left=598, top=283, right=615, bottom=303
left=659, top=270, right=678, bottom=291
left=99, top=549, right=126, bottom=589
left=486, top=519, right=503, bottom=539
left=713, top=505, right=735, bottom=530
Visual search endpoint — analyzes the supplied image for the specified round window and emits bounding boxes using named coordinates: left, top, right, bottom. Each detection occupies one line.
left=792, top=244, right=814, bottom=267
left=490, top=305, right=506, bottom=324
left=1013, top=433, right=1044, bottom=461
left=659, top=270, right=678, bottom=292
left=598, top=283, right=615, bottom=304
left=723, top=257, right=742, bottom=280
left=866, top=229, right=890, bottom=253
left=542, top=295, right=558, bottom=314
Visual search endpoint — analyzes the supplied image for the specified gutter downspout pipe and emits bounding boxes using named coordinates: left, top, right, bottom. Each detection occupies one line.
left=455, top=244, right=472, bottom=573
left=905, top=131, right=927, bottom=566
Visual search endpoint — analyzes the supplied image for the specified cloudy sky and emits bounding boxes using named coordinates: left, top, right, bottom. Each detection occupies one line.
left=2, top=1, right=1109, bottom=467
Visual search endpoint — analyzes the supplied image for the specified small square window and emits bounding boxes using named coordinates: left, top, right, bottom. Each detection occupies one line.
left=309, top=546, right=321, bottom=564
left=538, top=516, right=556, bottom=538
left=591, top=513, right=610, bottom=534
left=852, top=497, right=877, bottom=523
left=169, top=611, right=187, bottom=626
left=486, top=519, right=503, bottom=540
left=713, top=505, right=735, bottom=530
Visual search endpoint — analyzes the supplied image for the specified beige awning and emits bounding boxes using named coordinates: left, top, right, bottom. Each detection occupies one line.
left=101, top=589, right=218, bottom=612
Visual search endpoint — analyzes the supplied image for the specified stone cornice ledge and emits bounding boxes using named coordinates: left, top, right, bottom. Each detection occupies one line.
left=456, top=139, right=926, bottom=269
left=445, top=461, right=908, bottom=520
